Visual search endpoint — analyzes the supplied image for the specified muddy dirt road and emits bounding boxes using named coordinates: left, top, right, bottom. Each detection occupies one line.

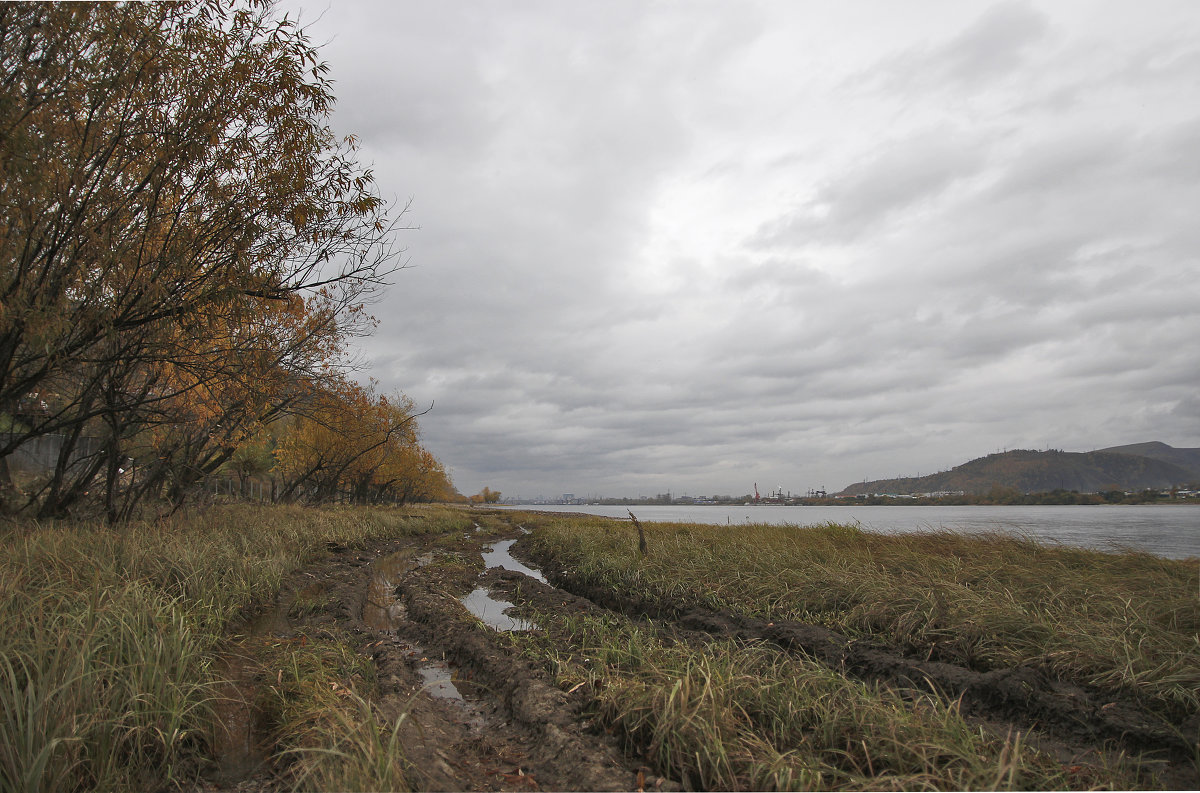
left=207, top=515, right=664, bottom=792
left=205, top=512, right=1196, bottom=791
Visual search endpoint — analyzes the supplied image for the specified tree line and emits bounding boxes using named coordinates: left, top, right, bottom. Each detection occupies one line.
left=0, top=1, right=454, bottom=521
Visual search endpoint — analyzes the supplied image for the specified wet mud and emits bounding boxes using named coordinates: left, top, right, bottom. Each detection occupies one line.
left=202, top=514, right=1197, bottom=791
left=203, top=523, right=662, bottom=792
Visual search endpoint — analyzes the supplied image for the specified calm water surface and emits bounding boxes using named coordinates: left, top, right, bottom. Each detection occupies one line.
left=501, top=503, right=1200, bottom=560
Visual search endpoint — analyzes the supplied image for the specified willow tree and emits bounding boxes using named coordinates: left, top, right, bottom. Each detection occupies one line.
left=272, top=380, right=436, bottom=505
left=0, top=1, right=401, bottom=519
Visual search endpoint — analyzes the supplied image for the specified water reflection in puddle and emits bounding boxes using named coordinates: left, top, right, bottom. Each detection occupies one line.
left=481, top=539, right=546, bottom=583
left=363, top=551, right=412, bottom=631
left=397, top=641, right=486, bottom=728
left=417, top=664, right=464, bottom=701
left=460, top=587, right=537, bottom=631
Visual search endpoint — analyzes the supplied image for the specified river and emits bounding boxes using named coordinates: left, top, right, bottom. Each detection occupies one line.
left=499, top=503, right=1200, bottom=560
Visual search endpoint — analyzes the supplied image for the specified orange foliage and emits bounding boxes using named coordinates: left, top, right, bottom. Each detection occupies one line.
left=273, top=379, right=452, bottom=504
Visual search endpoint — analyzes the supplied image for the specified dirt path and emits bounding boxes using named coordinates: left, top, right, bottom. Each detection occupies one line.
left=205, top=519, right=667, bottom=792
left=203, top=514, right=1196, bottom=791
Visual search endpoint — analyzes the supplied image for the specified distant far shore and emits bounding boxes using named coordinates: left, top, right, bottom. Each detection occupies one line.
left=497, top=502, right=1200, bottom=559
left=510, top=488, right=1199, bottom=508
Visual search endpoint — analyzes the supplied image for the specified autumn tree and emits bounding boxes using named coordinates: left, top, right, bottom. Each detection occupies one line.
left=0, top=1, right=401, bottom=519
left=272, top=379, right=449, bottom=505
left=227, top=428, right=275, bottom=497
left=374, top=445, right=455, bottom=505
left=470, top=487, right=501, bottom=504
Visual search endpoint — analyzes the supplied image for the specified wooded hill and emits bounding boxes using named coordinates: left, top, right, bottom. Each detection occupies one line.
left=837, top=442, right=1200, bottom=496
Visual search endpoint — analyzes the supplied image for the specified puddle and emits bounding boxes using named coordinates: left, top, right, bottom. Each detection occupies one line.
left=363, top=551, right=411, bottom=631
left=481, top=539, right=547, bottom=583
left=398, top=641, right=485, bottom=729
left=460, top=587, right=537, bottom=632
left=417, top=664, right=464, bottom=701
left=459, top=538, right=544, bottom=631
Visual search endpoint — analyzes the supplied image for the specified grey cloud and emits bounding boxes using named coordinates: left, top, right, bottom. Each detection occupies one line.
left=986, top=129, right=1131, bottom=198
left=856, top=1, right=1050, bottom=94
left=306, top=5, right=494, bottom=153
left=280, top=1, right=1200, bottom=497
left=1171, top=395, right=1200, bottom=423
left=751, top=129, right=989, bottom=246
left=1146, top=115, right=1200, bottom=181
left=939, top=1, right=1050, bottom=85
left=718, top=256, right=838, bottom=297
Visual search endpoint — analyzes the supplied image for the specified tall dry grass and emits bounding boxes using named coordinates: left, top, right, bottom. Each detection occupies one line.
left=519, top=514, right=1199, bottom=716
left=250, top=632, right=411, bottom=792
left=516, top=609, right=1123, bottom=790
left=0, top=503, right=467, bottom=791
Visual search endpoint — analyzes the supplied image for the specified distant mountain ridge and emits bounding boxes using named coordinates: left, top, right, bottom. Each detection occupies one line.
left=837, top=442, right=1200, bottom=496
left=1097, top=441, right=1200, bottom=473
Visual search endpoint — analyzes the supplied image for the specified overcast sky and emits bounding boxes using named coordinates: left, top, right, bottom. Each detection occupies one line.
left=279, top=0, right=1200, bottom=499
